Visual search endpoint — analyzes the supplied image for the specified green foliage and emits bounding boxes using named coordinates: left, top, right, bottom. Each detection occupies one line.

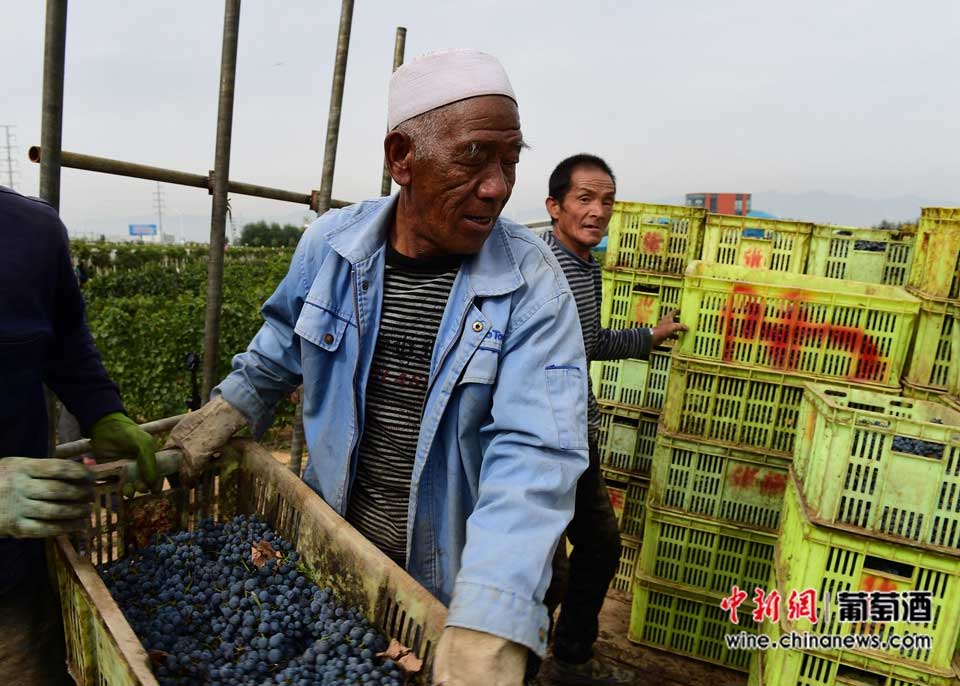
left=238, top=221, right=304, bottom=248
left=82, top=244, right=296, bottom=429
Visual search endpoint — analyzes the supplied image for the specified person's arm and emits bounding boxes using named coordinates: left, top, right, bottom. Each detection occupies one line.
left=212, top=237, right=311, bottom=437
left=593, top=325, right=653, bottom=361
left=42, top=219, right=125, bottom=431
left=167, top=230, right=316, bottom=478
left=593, top=309, right=687, bottom=361
left=445, top=289, right=589, bottom=658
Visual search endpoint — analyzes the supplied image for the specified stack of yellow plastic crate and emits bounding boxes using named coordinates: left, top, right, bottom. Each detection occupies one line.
left=902, top=208, right=960, bottom=408
left=592, top=201, right=707, bottom=591
left=627, top=212, right=923, bottom=672
left=751, top=384, right=960, bottom=686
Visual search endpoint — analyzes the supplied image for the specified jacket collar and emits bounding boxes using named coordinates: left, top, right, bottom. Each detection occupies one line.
left=325, top=195, right=524, bottom=297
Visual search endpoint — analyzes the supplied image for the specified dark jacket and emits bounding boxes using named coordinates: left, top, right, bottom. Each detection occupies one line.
left=0, top=185, right=124, bottom=592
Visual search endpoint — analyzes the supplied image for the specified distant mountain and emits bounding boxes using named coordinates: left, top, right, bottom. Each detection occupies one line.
left=745, top=191, right=958, bottom=227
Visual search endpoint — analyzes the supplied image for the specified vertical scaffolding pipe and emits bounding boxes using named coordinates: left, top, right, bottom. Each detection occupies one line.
left=380, top=27, right=407, bottom=197
left=39, top=0, right=67, bottom=208
left=201, top=0, right=242, bottom=402
left=40, top=0, right=68, bottom=454
left=290, top=0, right=355, bottom=476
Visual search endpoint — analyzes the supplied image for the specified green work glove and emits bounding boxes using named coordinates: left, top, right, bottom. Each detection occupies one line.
left=90, top=412, right=160, bottom=494
left=0, top=457, right=94, bottom=538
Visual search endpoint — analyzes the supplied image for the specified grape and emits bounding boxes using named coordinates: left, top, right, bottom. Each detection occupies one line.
left=892, top=434, right=945, bottom=459
left=98, top=515, right=404, bottom=686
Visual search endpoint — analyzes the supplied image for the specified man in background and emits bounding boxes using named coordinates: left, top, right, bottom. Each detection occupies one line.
left=533, top=155, right=686, bottom=685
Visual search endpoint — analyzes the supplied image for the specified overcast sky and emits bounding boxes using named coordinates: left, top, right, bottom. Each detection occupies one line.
left=4, top=1, right=959, bottom=240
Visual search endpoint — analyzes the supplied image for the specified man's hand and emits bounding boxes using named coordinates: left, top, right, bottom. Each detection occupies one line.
left=90, top=412, right=160, bottom=494
left=432, top=626, right=527, bottom=686
left=651, top=308, right=688, bottom=347
left=165, top=396, right=249, bottom=482
left=0, top=457, right=94, bottom=538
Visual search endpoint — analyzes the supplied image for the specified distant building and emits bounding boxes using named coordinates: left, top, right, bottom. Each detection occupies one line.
left=685, top=193, right=751, bottom=216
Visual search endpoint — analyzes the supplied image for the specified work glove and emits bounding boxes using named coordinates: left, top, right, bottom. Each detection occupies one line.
left=432, top=626, right=527, bottom=686
left=90, top=412, right=161, bottom=494
left=0, top=457, right=94, bottom=538
left=651, top=308, right=688, bottom=347
left=164, top=396, right=249, bottom=482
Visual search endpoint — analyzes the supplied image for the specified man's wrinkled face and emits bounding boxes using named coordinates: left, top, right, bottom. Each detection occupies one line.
left=549, top=166, right=616, bottom=252
left=407, top=96, right=524, bottom=255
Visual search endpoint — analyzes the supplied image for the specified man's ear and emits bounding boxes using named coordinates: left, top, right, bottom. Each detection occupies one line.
left=545, top=196, right=562, bottom=223
left=384, top=131, right=414, bottom=187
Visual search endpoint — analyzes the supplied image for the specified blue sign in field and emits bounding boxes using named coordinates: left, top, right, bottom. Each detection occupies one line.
left=129, top=224, right=158, bottom=236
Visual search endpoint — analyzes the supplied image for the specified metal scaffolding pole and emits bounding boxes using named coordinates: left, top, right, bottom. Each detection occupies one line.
left=27, top=147, right=350, bottom=210
left=40, top=0, right=68, bottom=455
left=201, top=0, right=242, bottom=403
left=290, top=0, right=355, bottom=476
left=380, top=27, right=406, bottom=197
left=39, top=1, right=67, bottom=209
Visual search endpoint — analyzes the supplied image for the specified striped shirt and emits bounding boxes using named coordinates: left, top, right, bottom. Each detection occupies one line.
left=346, top=243, right=460, bottom=565
left=541, top=230, right=652, bottom=434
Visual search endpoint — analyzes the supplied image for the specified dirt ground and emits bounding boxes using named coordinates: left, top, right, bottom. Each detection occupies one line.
left=594, top=590, right=745, bottom=686
left=270, top=449, right=747, bottom=685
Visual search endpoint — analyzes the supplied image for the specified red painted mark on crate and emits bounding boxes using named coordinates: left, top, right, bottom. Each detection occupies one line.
left=860, top=575, right=899, bottom=594
left=729, top=465, right=760, bottom=488
left=721, top=285, right=883, bottom=381
left=642, top=231, right=664, bottom=255
left=743, top=248, right=764, bottom=268
left=760, top=471, right=788, bottom=495
left=635, top=296, right=655, bottom=325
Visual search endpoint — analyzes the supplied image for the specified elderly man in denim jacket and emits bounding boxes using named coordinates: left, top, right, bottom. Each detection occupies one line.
left=168, top=49, right=589, bottom=685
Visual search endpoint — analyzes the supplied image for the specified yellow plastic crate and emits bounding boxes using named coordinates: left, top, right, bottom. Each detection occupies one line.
left=907, top=207, right=960, bottom=301
left=701, top=213, right=813, bottom=273
left=902, top=379, right=951, bottom=404
left=756, top=619, right=960, bottom=686
left=604, top=478, right=628, bottom=529
left=678, top=261, right=920, bottom=388
left=49, top=442, right=447, bottom=686
left=808, top=224, right=916, bottom=286
left=596, top=403, right=659, bottom=477
left=590, top=345, right=673, bottom=412
left=649, top=431, right=790, bottom=531
left=903, top=292, right=960, bottom=393
left=629, top=573, right=758, bottom=671
left=660, top=356, right=894, bottom=458
left=792, top=384, right=960, bottom=554
left=639, top=505, right=776, bottom=595
left=612, top=534, right=641, bottom=593
left=777, top=474, right=960, bottom=674
left=600, top=269, right=683, bottom=331
left=604, top=201, right=707, bottom=276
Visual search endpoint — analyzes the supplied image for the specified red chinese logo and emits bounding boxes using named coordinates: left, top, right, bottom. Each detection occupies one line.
left=743, top=247, right=764, bottom=268
left=787, top=589, right=819, bottom=624
left=752, top=588, right=781, bottom=623
left=642, top=231, right=664, bottom=255
left=634, top=297, right=655, bottom=325
left=721, top=585, right=749, bottom=624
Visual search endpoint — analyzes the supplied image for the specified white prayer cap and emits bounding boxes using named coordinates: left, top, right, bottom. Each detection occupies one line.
left=388, top=48, right=517, bottom=130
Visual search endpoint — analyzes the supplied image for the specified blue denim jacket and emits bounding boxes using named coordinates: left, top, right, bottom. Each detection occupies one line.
left=216, top=196, right=589, bottom=655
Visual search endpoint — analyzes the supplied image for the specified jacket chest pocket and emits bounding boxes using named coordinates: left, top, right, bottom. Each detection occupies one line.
left=294, top=300, right=350, bottom=352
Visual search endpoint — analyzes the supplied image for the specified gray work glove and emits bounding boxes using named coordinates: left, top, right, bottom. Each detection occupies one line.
left=0, top=457, right=94, bottom=538
left=164, top=396, right=249, bottom=482
left=432, top=626, right=527, bottom=686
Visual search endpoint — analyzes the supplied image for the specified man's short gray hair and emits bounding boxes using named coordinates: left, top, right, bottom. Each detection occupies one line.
left=394, top=107, right=449, bottom=161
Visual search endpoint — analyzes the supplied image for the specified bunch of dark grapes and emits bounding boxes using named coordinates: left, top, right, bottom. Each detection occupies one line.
left=99, top=515, right=406, bottom=686
left=853, top=240, right=887, bottom=252
left=891, top=418, right=946, bottom=459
